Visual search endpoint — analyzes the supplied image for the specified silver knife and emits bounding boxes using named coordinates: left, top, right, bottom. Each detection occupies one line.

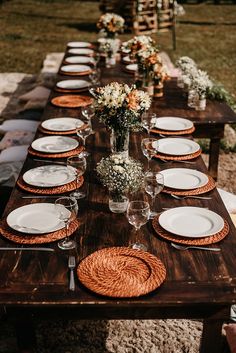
left=21, top=196, right=59, bottom=199
left=0, top=247, right=55, bottom=252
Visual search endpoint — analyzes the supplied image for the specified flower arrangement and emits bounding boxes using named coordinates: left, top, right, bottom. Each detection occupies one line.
left=176, top=56, right=196, bottom=72
left=96, top=154, right=144, bottom=196
left=98, top=38, right=120, bottom=58
left=94, top=82, right=151, bottom=133
left=97, top=13, right=125, bottom=38
left=191, top=69, right=213, bottom=96
left=121, top=35, right=154, bottom=57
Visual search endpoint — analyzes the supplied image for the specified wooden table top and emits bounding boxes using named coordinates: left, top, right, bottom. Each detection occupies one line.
left=0, top=53, right=236, bottom=321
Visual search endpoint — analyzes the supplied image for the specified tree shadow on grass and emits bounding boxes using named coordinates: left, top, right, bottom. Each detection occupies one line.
left=60, top=22, right=97, bottom=33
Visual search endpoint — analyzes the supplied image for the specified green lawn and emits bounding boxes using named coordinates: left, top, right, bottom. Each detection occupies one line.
left=0, top=1, right=235, bottom=97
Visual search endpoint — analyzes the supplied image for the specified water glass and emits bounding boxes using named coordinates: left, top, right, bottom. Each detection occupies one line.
left=67, top=155, right=87, bottom=199
left=127, top=200, right=150, bottom=231
left=144, top=172, right=164, bottom=219
left=141, top=137, right=159, bottom=170
left=141, top=112, right=157, bottom=135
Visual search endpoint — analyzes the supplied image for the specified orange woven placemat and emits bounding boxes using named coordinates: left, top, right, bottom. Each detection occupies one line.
left=38, top=125, right=76, bottom=135
left=0, top=219, right=79, bottom=245
left=17, top=175, right=83, bottom=195
left=163, top=175, right=216, bottom=196
left=154, top=149, right=201, bottom=161
left=152, top=216, right=229, bottom=246
left=54, top=87, right=90, bottom=94
left=59, top=70, right=92, bottom=77
left=28, top=145, right=83, bottom=159
left=77, top=246, right=166, bottom=298
left=51, top=95, right=93, bottom=108
left=151, top=126, right=195, bottom=136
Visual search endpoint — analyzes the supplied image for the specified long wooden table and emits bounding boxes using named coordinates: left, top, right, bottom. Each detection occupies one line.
left=1, top=52, right=236, bottom=353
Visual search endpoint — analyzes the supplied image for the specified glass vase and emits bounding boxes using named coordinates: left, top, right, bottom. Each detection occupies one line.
left=105, top=55, right=116, bottom=68
left=154, top=80, right=164, bottom=98
left=187, top=89, right=198, bottom=108
left=110, top=129, right=129, bottom=158
left=108, top=192, right=128, bottom=213
left=195, top=94, right=206, bottom=111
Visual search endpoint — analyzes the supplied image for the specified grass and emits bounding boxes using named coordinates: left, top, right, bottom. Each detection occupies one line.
left=0, top=0, right=235, bottom=98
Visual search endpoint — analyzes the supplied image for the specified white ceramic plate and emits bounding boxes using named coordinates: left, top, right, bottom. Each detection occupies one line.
left=7, top=203, right=65, bottom=234
left=123, top=55, right=132, bottom=64
left=153, top=138, right=200, bottom=156
left=161, top=168, right=209, bottom=190
left=67, top=41, right=92, bottom=48
left=23, top=165, right=76, bottom=187
left=56, top=79, right=91, bottom=90
left=42, top=118, right=83, bottom=132
left=68, top=48, right=94, bottom=55
left=126, top=64, right=138, bottom=72
left=159, top=207, right=224, bottom=238
left=65, top=56, right=94, bottom=64
left=154, top=117, right=194, bottom=131
left=60, top=64, right=91, bottom=73
left=31, top=136, right=79, bottom=153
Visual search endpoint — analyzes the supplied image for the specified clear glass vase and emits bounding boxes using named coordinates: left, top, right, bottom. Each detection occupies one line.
left=187, top=89, right=198, bottom=108
left=105, top=55, right=116, bottom=68
left=108, top=192, right=128, bottom=213
left=110, top=129, right=129, bottom=158
left=195, top=94, right=206, bottom=111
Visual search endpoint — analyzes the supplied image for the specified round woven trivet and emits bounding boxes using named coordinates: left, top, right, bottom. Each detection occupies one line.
left=124, top=67, right=136, bottom=75
left=28, top=145, right=83, bottom=159
left=151, top=126, right=195, bottom=136
left=38, top=125, right=76, bottom=135
left=0, top=219, right=79, bottom=245
left=77, top=246, right=166, bottom=298
left=51, top=95, right=93, bottom=108
left=17, top=175, right=83, bottom=195
left=163, top=175, right=216, bottom=196
left=59, top=70, right=92, bottom=77
left=152, top=216, right=229, bottom=246
left=54, top=87, right=90, bottom=94
left=154, top=149, right=202, bottom=161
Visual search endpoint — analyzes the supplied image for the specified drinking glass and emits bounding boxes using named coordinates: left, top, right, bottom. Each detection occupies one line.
left=55, top=196, right=78, bottom=250
left=141, top=137, right=159, bottom=170
left=89, top=68, right=101, bottom=86
left=76, top=122, right=93, bottom=158
left=141, top=112, right=157, bottom=135
left=92, top=52, right=100, bottom=68
left=81, top=104, right=95, bottom=134
left=67, top=155, right=87, bottom=199
left=144, top=172, right=164, bottom=219
left=126, top=200, right=150, bottom=251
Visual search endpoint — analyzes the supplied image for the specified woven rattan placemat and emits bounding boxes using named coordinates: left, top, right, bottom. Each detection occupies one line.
left=152, top=216, right=229, bottom=246
left=17, top=175, right=83, bottom=195
left=77, top=246, right=166, bottom=298
left=0, top=219, right=79, bottom=244
left=51, top=95, right=93, bottom=108
left=59, top=70, right=92, bottom=77
left=154, top=149, right=201, bottom=161
left=54, top=87, right=90, bottom=94
left=28, top=145, right=83, bottom=159
left=151, top=126, right=195, bottom=136
left=38, top=125, right=76, bottom=135
left=163, top=175, right=216, bottom=196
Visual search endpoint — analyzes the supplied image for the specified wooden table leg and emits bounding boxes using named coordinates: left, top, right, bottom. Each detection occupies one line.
left=14, top=315, right=36, bottom=353
left=208, top=137, right=221, bottom=180
left=200, top=319, right=225, bottom=353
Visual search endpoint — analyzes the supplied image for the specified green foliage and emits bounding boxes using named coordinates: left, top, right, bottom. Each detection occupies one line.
left=207, top=83, right=236, bottom=112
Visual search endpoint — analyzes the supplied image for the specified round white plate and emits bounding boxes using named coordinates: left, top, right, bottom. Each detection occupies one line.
left=159, top=207, right=224, bottom=238
left=153, top=138, right=200, bottom=156
left=68, top=48, right=94, bottom=55
left=154, top=117, right=194, bottom=131
left=123, top=55, right=132, bottom=64
left=60, top=64, right=91, bottom=73
left=65, top=56, right=94, bottom=64
left=42, top=118, right=83, bottom=132
left=161, top=168, right=209, bottom=190
left=31, top=136, right=79, bottom=153
left=7, top=203, right=65, bottom=234
left=67, top=41, right=91, bottom=48
left=23, top=165, right=76, bottom=187
left=126, top=64, right=138, bottom=72
left=56, top=79, right=91, bottom=90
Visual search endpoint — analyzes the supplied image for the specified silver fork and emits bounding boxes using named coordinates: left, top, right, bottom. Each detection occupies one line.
left=68, top=256, right=76, bottom=291
left=159, top=158, right=195, bottom=165
left=170, top=194, right=212, bottom=200
left=171, top=243, right=221, bottom=252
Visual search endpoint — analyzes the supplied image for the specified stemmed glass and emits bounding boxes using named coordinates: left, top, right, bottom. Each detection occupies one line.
left=76, top=122, right=93, bottom=158
left=81, top=104, right=95, bottom=134
left=89, top=68, right=101, bottom=86
left=141, top=112, right=157, bottom=135
left=141, top=137, right=159, bottom=170
left=55, top=196, right=78, bottom=250
left=92, top=52, right=100, bottom=68
left=126, top=200, right=150, bottom=251
left=144, top=172, right=164, bottom=219
left=67, top=155, right=87, bottom=199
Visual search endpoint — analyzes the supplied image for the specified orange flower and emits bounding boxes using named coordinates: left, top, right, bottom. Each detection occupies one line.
left=126, top=90, right=139, bottom=110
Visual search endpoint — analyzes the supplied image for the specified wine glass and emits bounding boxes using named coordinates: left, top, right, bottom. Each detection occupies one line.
left=55, top=196, right=78, bottom=250
left=144, top=172, right=164, bottom=219
left=67, top=155, right=87, bottom=199
left=141, top=112, right=157, bottom=135
left=141, top=138, right=159, bottom=170
left=89, top=68, right=101, bottom=86
left=126, top=200, right=150, bottom=251
left=76, top=122, right=93, bottom=158
left=81, top=104, right=95, bottom=134
left=92, top=52, right=100, bottom=68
